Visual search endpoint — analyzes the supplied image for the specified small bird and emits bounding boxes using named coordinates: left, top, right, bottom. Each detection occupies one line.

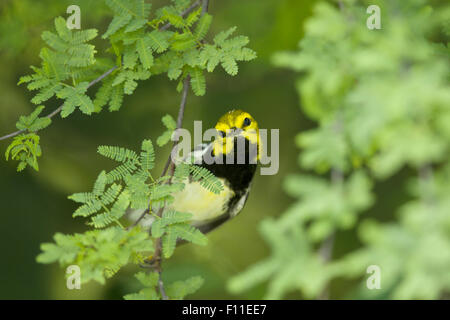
left=131, top=110, right=261, bottom=234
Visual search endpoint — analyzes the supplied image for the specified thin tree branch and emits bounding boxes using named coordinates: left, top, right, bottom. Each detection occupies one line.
left=150, top=1, right=210, bottom=299
left=150, top=76, right=191, bottom=300
left=202, top=0, right=210, bottom=14
left=0, top=130, right=25, bottom=141
left=158, top=276, right=168, bottom=300
left=129, top=75, right=191, bottom=233
left=0, top=66, right=118, bottom=142
left=131, top=75, right=191, bottom=232
left=2, top=0, right=207, bottom=299
left=176, top=76, right=190, bottom=130
left=161, top=75, right=191, bottom=177
left=0, top=0, right=202, bottom=143
left=88, top=66, right=118, bottom=88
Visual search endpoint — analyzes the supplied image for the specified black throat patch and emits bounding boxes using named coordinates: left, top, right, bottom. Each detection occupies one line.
left=200, top=136, right=258, bottom=194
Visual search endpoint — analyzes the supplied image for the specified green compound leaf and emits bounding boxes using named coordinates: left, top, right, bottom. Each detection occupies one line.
left=57, top=82, right=95, bottom=117
left=140, top=139, right=155, bottom=171
left=195, top=13, right=213, bottom=40
left=166, top=276, right=204, bottom=300
left=5, top=133, right=42, bottom=172
left=37, top=226, right=153, bottom=284
left=97, top=145, right=140, bottom=163
left=15, top=105, right=52, bottom=132
left=190, top=68, right=206, bottom=96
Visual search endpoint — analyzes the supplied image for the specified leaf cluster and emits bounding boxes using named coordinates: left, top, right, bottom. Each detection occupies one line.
left=37, top=226, right=153, bottom=284
left=152, top=210, right=207, bottom=258
left=5, top=133, right=42, bottom=172
left=37, top=117, right=223, bottom=298
left=18, top=17, right=101, bottom=115
left=6, top=0, right=257, bottom=172
left=124, top=271, right=203, bottom=300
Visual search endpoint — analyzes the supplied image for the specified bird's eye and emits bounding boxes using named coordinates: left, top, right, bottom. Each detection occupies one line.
left=218, top=130, right=226, bottom=138
left=243, top=117, right=251, bottom=127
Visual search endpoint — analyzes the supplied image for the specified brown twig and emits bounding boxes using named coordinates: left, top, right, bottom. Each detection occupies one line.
left=2, top=0, right=208, bottom=300
left=131, top=75, right=191, bottom=232
left=202, top=0, right=209, bottom=14
left=151, top=75, right=191, bottom=300
left=0, top=66, right=117, bottom=142
left=0, top=130, right=25, bottom=141
left=160, top=75, right=192, bottom=178
left=175, top=76, right=191, bottom=131
left=0, top=0, right=203, bottom=143
left=129, top=74, right=191, bottom=237
left=150, top=1, right=209, bottom=299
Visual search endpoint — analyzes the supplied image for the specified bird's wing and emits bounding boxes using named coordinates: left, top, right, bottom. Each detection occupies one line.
left=126, top=142, right=211, bottom=228
left=195, top=186, right=251, bottom=234
left=178, top=142, right=211, bottom=165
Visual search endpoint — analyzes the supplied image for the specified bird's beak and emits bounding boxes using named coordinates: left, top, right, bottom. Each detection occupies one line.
left=228, top=128, right=243, bottom=137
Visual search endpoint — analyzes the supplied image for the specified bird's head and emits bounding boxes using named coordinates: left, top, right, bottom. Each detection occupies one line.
left=213, top=110, right=262, bottom=161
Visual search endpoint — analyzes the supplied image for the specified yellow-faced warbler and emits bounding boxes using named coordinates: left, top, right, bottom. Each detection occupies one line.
left=130, top=109, right=261, bottom=234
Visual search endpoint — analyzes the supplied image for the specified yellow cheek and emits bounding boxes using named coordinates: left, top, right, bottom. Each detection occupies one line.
left=242, top=131, right=262, bottom=161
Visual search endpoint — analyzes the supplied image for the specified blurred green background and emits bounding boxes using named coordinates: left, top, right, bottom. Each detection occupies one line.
left=0, top=0, right=447, bottom=299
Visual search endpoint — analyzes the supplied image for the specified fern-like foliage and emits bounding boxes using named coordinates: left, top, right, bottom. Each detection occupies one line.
left=161, top=222, right=208, bottom=258
left=156, top=114, right=177, bottom=146
left=150, top=182, right=185, bottom=206
left=103, top=0, right=152, bottom=39
left=68, top=140, right=155, bottom=228
left=37, top=226, right=153, bottom=284
left=97, top=144, right=142, bottom=183
left=37, top=114, right=224, bottom=298
left=188, top=164, right=224, bottom=194
left=6, top=0, right=256, bottom=172
left=140, top=136, right=156, bottom=170
left=5, top=133, right=42, bottom=172
left=124, top=271, right=204, bottom=300
left=57, top=82, right=96, bottom=117
left=6, top=16, right=108, bottom=171
left=100, top=0, right=256, bottom=99
left=19, top=0, right=258, bottom=300
left=89, top=190, right=130, bottom=228
left=7, top=106, right=51, bottom=172
left=165, top=276, right=204, bottom=300
left=175, top=163, right=224, bottom=194
left=15, top=105, right=52, bottom=133
left=124, top=272, right=160, bottom=300
left=98, top=145, right=140, bottom=163
left=200, top=27, right=257, bottom=76
left=151, top=209, right=207, bottom=258
left=18, top=17, right=100, bottom=109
